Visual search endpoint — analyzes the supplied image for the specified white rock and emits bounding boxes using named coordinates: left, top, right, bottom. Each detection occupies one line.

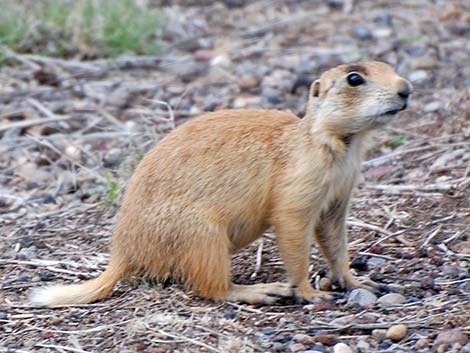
left=65, top=145, right=81, bottom=159
left=333, top=342, right=353, bottom=353
left=232, top=95, right=262, bottom=109
left=378, top=293, right=407, bottom=307
left=293, top=333, right=313, bottom=343
left=424, top=101, right=442, bottom=112
left=347, top=288, right=377, bottom=307
left=409, top=70, right=428, bottom=82
left=373, top=28, right=393, bottom=38
left=125, top=121, right=139, bottom=133
left=210, top=54, right=231, bottom=67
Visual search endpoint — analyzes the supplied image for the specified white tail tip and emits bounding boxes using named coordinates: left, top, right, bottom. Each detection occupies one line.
left=29, top=286, right=60, bottom=307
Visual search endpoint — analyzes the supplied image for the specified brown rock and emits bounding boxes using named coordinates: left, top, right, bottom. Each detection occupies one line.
left=314, top=334, right=339, bottom=346
left=238, top=76, right=259, bottom=90
left=319, top=277, right=331, bottom=291
left=386, top=324, right=408, bottom=342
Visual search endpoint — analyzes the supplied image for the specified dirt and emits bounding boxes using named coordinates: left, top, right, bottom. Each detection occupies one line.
left=1, top=1, right=469, bottom=352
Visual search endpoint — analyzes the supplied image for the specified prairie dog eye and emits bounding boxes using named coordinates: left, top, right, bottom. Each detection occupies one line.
left=347, top=73, right=366, bottom=87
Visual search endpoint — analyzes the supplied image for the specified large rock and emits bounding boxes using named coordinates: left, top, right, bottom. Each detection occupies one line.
left=434, top=328, right=468, bottom=350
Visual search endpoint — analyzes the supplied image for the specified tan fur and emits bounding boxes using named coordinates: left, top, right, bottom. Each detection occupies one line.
left=30, top=61, right=412, bottom=307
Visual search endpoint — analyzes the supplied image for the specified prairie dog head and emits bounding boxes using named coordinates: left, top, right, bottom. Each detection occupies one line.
left=308, top=61, right=412, bottom=135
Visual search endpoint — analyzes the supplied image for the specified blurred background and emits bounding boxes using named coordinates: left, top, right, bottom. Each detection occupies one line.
left=0, top=0, right=468, bottom=201
left=0, top=1, right=469, bottom=352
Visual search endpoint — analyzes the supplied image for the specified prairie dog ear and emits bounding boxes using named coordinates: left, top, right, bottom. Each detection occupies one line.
left=310, top=80, right=320, bottom=97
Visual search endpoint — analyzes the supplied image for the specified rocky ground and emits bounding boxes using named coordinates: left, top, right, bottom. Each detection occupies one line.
left=1, top=0, right=469, bottom=352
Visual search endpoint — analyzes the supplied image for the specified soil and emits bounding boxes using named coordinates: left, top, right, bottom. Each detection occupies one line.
left=0, top=1, right=469, bottom=352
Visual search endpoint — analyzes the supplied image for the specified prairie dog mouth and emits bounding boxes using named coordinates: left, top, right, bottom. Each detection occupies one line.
left=381, top=103, right=408, bottom=116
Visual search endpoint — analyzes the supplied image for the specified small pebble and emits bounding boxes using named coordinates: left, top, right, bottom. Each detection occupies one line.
left=238, top=76, right=258, bottom=90
left=347, top=288, right=378, bottom=307
left=210, top=54, right=231, bottom=67
left=410, top=55, right=436, bottom=70
left=415, top=337, right=429, bottom=349
left=375, top=12, right=392, bottom=26
left=386, top=324, right=408, bottom=342
left=263, top=88, right=282, bottom=105
left=125, top=121, right=139, bottom=133
left=293, top=333, right=314, bottom=344
left=319, top=277, right=331, bottom=291
left=65, top=145, right=81, bottom=159
left=377, top=293, right=407, bottom=307
left=351, top=26, right=372, bottom=40
left=41, top=194, right=56, bottom=204
left=357, top=339, right=370, bottom=350
left=262, top=327, right=274, bottom=335
left=379, top=339, right=393, bottom=349
left=288, top=343, right=305, bottom=352
left=372, top=329, right=387, bottom=342
left=350, top=256, right=368, bottom=271
left=453, top=342, right=462, bottom=350
left=373, top=27, right=393, bottom=38
left=367, top=257, right=387, bottom=269
left=424, top=101, right=442, bottom=112
left=409, top=70, right=428, bottom=82
left=19, top=245, right=38, bottom=260
left=314, top=334, right=338, bottom=346
left=232, top=95, right=262, bottom=108
left=311, top=345, right=326, bottom=353
left=104, top=148, right=122, bottom=168
left=387, top=284, right=405, bottom=293
left=333, top=342, right=353, bottom=353
left=272, top=342, right=285, bottom=352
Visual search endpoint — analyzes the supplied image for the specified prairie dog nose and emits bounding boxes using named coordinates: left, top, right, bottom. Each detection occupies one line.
left=397, top=79, right=413, bottom=99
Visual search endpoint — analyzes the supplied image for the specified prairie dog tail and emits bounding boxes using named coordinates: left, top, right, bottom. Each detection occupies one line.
left=29, top=261, right=125, bottom=307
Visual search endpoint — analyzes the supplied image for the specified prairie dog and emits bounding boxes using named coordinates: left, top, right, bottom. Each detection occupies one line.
left=30, top=61, right=412, bottom=306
